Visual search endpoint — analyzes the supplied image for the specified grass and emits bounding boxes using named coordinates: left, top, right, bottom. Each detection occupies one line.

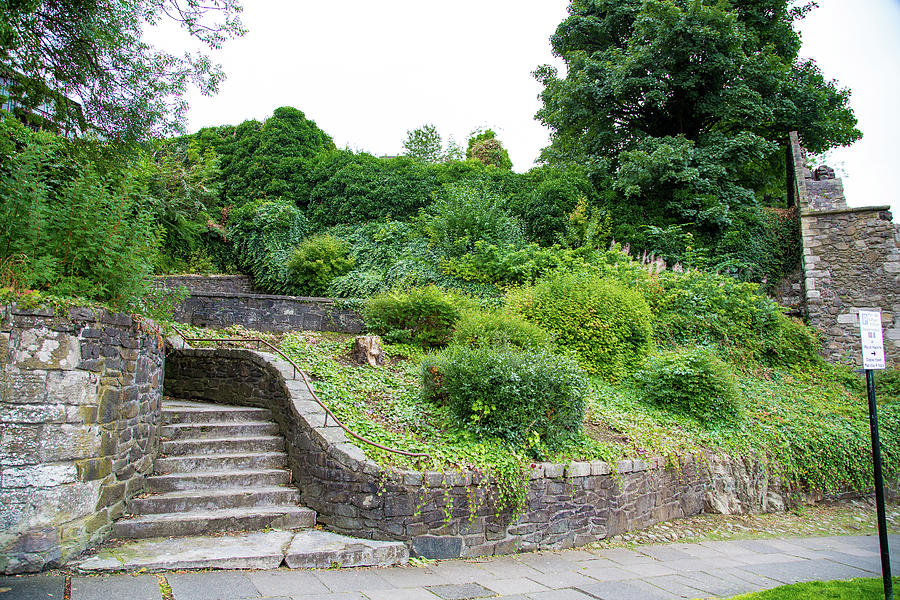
left=175, top=323, right=900, bottom=514
left=725, top=576, right=899, bottom=599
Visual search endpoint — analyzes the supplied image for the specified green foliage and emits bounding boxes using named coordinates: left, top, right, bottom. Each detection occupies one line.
left=287, top=233, right=354, bottom=296
left=364, top=286, right=462, bottom=347
left=507, top=271, right=654, bottom=380
left=0, top=117, right=158, bottom=306
left=536, top=0, right=860, bottom=231
left=136, top=138, right=222, bottom=272
left=452, top=309, right=552, bottom=351
left=418, top=183, right=524, bottom=258
left=307, top=151, right=437, bottom=228
left=402, top=123, right=447, bottom=163
left=226, top=199, right=308, bottom=294
left=633, top=347, right=741, bottom=424
left=0, top=0, right=244, bottom=142
left=466, top=129, right=512, bottom=170
left=421, top=346, right=588, bottom=452
left=654, top=269, right=820, bottom=366
left=189, top=107, right=335, bottom=209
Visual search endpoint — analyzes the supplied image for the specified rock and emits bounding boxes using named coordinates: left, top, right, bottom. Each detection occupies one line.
left=351, top=336, right=385, bottom=367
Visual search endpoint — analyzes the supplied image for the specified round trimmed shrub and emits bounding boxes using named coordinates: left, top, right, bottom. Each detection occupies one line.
left=421, top=346, right=588, bottom=450
left=507, top=271, right=653, bottom=381
left=363, top=286, right=461, bottom=347
left=633, top=347, right=740, bottom=423
left=452, top=310, right=552, bottom=351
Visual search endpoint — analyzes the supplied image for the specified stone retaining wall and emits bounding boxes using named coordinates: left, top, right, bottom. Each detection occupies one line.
left=164, top=346, right=789, bottom=558
left=0, top=306, right=165, bottom=574
left=155, top=274, right=255, bottom=295
left=169, top=293, right=364, bottom=334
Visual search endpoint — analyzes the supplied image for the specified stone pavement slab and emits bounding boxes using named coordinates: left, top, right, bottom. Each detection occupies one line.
left=739, top=557, right=877, bottom=585
left=0, top=576, right=65, bottom=600
left=363, top=588, right=440, bottom=600
left=314, top=570, right=394, bottom=593
left=575, top=579, right=682, bottom=600
left=425, top=583, right=495, bottom=600
left=477, top=577, right=549, bottom=595
left=247, top=570, right=331, bottom=597
left=526, top=589, right=594, bottom=600
left=71, top=574, right=162, bottom=600
left=167, top=571, right=259, bottom=600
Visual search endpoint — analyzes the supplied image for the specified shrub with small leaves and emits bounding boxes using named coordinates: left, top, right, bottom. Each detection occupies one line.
left=507, top=271, right=653, bottom=381
left=363, top=286, right=462, bottom=347
left=633, top=347, right=740, bottom=423
left=287, top=233, right=354, bottom=296
left=421, top=345, right=588, bottom=451
left=452, top=309, right=552, bottom=350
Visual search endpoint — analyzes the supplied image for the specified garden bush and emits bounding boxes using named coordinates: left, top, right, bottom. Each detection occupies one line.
left=507, top=271, right=654, bottom=380
left=654, top=269, right=820, bottom=366
left=421, top=346, right=588, bottom=451
left=363, top=286, right=462, bottom=347
left=287, top=233, right=354, bottom=296
left=452, top=309, right=552, bottom=350
left=418, top=183, right=524, bottom=258
left=226, top=199, right=308, bottom=294
left=633, top=347, right=741, bottom=423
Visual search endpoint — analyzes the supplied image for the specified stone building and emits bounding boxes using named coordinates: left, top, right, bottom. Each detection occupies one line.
left=787, top=132, right=900, bottom=366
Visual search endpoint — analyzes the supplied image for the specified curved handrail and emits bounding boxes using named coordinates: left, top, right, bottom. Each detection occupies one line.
left=169, top=324, right=430, bottom=460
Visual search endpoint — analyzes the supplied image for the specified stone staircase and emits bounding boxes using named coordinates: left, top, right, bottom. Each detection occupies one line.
left=113, top=400, right=314, bottom=539
left=78, top=400, right=407, bottom=572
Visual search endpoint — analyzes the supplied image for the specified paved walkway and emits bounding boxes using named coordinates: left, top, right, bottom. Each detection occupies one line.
left=1, top=534, right=897, bottom=600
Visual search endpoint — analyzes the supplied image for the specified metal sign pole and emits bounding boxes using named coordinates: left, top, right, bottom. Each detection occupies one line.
left=858, top=310, right=892, bottom=599
left=866, top=368, right=893, bottom=600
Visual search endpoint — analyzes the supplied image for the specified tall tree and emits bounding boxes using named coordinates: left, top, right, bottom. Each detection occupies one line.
left=535, top=0, right=860, bottom=226
left=0, top=0, right=245, bottom=143
left=402, top=123, right=444, bottom=163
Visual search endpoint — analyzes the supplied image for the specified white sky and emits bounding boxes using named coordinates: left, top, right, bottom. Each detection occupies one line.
left=173, top=0, right=900, bottom=215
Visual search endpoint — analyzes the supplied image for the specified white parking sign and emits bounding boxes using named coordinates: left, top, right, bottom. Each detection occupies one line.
left=859, top=310, right=887, bottom=370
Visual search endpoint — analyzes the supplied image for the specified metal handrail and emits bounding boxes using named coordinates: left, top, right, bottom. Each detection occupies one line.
left=169, top=324, right=430, bottom=460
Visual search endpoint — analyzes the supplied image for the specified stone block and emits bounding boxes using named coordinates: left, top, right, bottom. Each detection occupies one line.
left=0, top=424, right=41, bottom=460
left=75, top=457, right=112, bottom=482
left=1, top=463, right=77, bottom=488
left=543, top=463, right=564, bottom=478
left=566, top=461, right=592, bottom=478
left=1, top=369, right=47, bottom=404
left=39, top=424, right=101, bottom=462
left=45, top=371, right=98, bottom=406
left=12, top=328, right=80, bottom=370
left=412, top=535, right=463, bottom=559
left=0, top=403, right=65, bottom=423
left=591, top=461, right=611, bottom=476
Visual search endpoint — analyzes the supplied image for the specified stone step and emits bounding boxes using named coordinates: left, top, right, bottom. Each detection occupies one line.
left=145, top=469, right=291, bottom=493
left=162, top=402, right=273, bottom=425
left=160, top=436, right=285, bottom=456
left=160, top=421, right=280, bottom=440
left=154, top=452, right=288, bottom=473
left=128, top=486, right=300, bottom=515
left=76, top=530, right=409, bottom=573
left=113, top=506, right=316, bottom=539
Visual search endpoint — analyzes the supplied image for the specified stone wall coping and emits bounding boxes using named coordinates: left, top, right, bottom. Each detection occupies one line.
left=171, top=345, right=674, bottom=488
left=801, top=205, right=892, bottom=218
left=169, top=290, right=344, bottom=303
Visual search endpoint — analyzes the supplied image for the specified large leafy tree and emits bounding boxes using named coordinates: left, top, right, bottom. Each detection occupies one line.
left=0, top=0, right=245, bottom=143
left=190, top=106, right=335, bottom=208
left=535, top=0, right=860, bottom=229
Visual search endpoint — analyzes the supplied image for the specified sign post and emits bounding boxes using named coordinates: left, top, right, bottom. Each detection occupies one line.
left=858, top=310, right=892, bottom=600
